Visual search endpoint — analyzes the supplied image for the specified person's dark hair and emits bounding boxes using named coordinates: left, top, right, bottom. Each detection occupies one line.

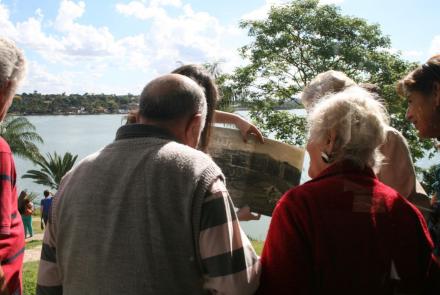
left=44, top=190, right=50, bottom=197
left=397, top=55, right=440, bottom=97
left=171, top=64, right=219, bottom=152
left=18, top=190, right=27, bottom=214
left=359, top=83, right=382, bottom=96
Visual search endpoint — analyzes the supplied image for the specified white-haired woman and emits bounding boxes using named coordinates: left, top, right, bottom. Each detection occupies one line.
left=0, top=37, right=26, bottom=295
left=257, top=87, right=435, bottom=294
left=302, top=70, right=430, bottom=219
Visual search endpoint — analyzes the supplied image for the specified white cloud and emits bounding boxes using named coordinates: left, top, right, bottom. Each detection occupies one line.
left=19, top=61, right=74, bottom=94
left=319, top=0, right=344, bottom=4
left=241, top=0, right=285, bottom=21
left=116, top=1, right=166, bottom=20
left=54, top=0, right=85, bottom=31
left=2, top=0, right=247, bottom=93
left=429, top=36, right=440, bottom=56
left=0, top=2, right=18, bottom=38
left=402, top=50, right=423, bottom=60
left=116, top=1, right=246, bottom=73
left=242, top=0, right=344, bottom=21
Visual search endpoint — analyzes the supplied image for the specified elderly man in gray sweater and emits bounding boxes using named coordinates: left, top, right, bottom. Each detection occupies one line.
left=36, top=74, right=261, bottom=295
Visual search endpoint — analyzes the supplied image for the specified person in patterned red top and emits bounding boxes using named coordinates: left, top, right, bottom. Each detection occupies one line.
left=0, top=37, right=26, bottom=295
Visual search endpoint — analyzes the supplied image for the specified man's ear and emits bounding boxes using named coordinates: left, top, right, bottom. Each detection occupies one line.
left=185, top=113, right=203, bottom=148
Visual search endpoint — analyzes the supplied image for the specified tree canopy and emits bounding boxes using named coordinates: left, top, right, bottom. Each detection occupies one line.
left=227, top=0, right=434, bottom=162
left=0, top=116, right=43, bottom=163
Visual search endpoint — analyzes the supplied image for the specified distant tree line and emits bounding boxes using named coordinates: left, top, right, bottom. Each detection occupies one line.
left=9, top=92, right=140, bottom=115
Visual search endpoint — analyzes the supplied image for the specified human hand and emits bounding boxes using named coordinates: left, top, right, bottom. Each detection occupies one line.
left=236, top=205, right=261, bottom=221
left=235, top=117, right=264, bottom=144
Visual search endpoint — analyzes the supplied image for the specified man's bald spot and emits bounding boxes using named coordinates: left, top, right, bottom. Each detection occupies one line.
left=144, top=74, right=201, bottom=98
left=139, top=73, right=207, bottom=122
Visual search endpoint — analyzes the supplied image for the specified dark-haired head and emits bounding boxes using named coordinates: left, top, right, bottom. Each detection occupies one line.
left=44, top=190, right=50, bottom=197
left=171, top=64, right=219, bottom=152
left=397, top=55, right=440, bottom=138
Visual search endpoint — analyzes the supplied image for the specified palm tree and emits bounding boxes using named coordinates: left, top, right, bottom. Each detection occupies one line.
left=0, top=116, right=43, bottom=162
left=22, top=152, right=78, bottom=190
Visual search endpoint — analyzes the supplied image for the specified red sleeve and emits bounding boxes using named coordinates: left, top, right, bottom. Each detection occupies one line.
left=0, top=151, right=13, bottom=235
left=257, top=190, right=313, bottom=295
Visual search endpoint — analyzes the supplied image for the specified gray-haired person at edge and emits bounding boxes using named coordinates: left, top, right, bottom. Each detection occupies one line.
left=0, top=37, right=26, bottom=295
left=36, top=74, right=261, bottom=294
left=301, top=70, right=431, bottom=219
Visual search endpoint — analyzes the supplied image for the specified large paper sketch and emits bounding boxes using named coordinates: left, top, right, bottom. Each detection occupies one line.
left=209, top=126, right=305, bottom=216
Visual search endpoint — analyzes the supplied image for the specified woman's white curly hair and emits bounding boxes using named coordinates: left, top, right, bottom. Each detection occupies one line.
left=0, top=37, right=26, bottom=90
left=308, top=86, right=389, bottom=170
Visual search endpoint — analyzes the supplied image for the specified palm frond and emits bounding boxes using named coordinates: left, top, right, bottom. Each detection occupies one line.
left=22, top=152, right=78, bottom=190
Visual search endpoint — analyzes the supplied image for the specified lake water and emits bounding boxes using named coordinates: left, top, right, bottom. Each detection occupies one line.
left=13, top=112, right=440, bottom=241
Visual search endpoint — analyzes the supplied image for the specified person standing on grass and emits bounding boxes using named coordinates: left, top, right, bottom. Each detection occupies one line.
left=39, top=190, right=52, bottom=226
left=22, top=199, right=33, bottom=239
left=0, top=37, right=26, bottom=295
left=37, top=74, right=260, bottom=295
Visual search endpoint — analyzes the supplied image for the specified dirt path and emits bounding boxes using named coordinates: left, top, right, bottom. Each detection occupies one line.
left=24, top=233, right=44, bottom=263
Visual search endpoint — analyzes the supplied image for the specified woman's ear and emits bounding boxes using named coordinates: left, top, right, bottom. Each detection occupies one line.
left=325, top=129, right=337, bottom=154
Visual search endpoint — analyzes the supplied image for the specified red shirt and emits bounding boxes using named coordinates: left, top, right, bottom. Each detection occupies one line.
left=258, top=161, right=437, bottom=295
left=0, top=137, right=24, bottom=294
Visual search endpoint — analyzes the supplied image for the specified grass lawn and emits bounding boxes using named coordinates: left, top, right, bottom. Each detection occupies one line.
left=31, top=218, right=43, bottom=235
left=251, top=240, right=264, bottom=255
left=23, top=261, right=38, bottom=295
left=25, top=239, right=43, bottom=250
left=21, top=239, right=265, bottom=295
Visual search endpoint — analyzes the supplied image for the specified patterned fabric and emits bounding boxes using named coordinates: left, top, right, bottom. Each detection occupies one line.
left=0, top=137, right=25, bottom=295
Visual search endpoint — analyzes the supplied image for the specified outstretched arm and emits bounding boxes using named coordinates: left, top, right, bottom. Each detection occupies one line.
left=214, top=110, right=264, bottom=143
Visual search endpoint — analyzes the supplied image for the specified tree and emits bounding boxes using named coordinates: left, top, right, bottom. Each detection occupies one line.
left=0, top=116, right=43, bottom=162
left=22, top=152, right=78, bottom=190
left=229, top=0, right=435, bottom=159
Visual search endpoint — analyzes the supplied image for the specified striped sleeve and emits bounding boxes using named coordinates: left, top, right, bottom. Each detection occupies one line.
left=0, top=151, right=13, bottom=236
left=199, top=178, right=261, bottom=295
left=37, top=195, right=62, bottom=295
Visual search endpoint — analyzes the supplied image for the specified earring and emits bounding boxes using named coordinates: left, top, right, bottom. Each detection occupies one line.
left=321, top=151, right=332, bottom=164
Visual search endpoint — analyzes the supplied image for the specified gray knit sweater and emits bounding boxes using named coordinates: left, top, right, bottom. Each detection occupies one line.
left=51, top=125, right=224, bottom=294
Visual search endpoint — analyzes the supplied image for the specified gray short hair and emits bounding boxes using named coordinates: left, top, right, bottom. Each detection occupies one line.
left=0, top=37, right=26, bottom=89
left=139, top=75, right=207, bottom=128
left=308, top=86, right=389, bottom=170
left=301, top=70, right=356, bottom=109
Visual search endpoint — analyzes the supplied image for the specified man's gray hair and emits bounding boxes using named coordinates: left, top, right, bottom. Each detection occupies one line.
left=308, top=86, right=389, bottom=170
left=139, top=74, right=207, bottom=128
left=301, top=70, right=356, bottom=109
left=0, top=37, right=26, bottom=89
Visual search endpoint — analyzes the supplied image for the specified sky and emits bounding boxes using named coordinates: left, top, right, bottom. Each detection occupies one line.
left=0, top=0, right=439, bottom=94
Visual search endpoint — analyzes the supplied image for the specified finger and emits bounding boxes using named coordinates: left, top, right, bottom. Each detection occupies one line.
left=247, top=127, right=265, bottom=143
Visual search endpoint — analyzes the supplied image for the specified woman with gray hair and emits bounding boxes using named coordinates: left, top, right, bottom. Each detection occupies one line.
left=257, top=87, right=435, bottom=294
left=0, top=37, right=26, bottom=295
left=302, top=70, right=430, bottom=218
